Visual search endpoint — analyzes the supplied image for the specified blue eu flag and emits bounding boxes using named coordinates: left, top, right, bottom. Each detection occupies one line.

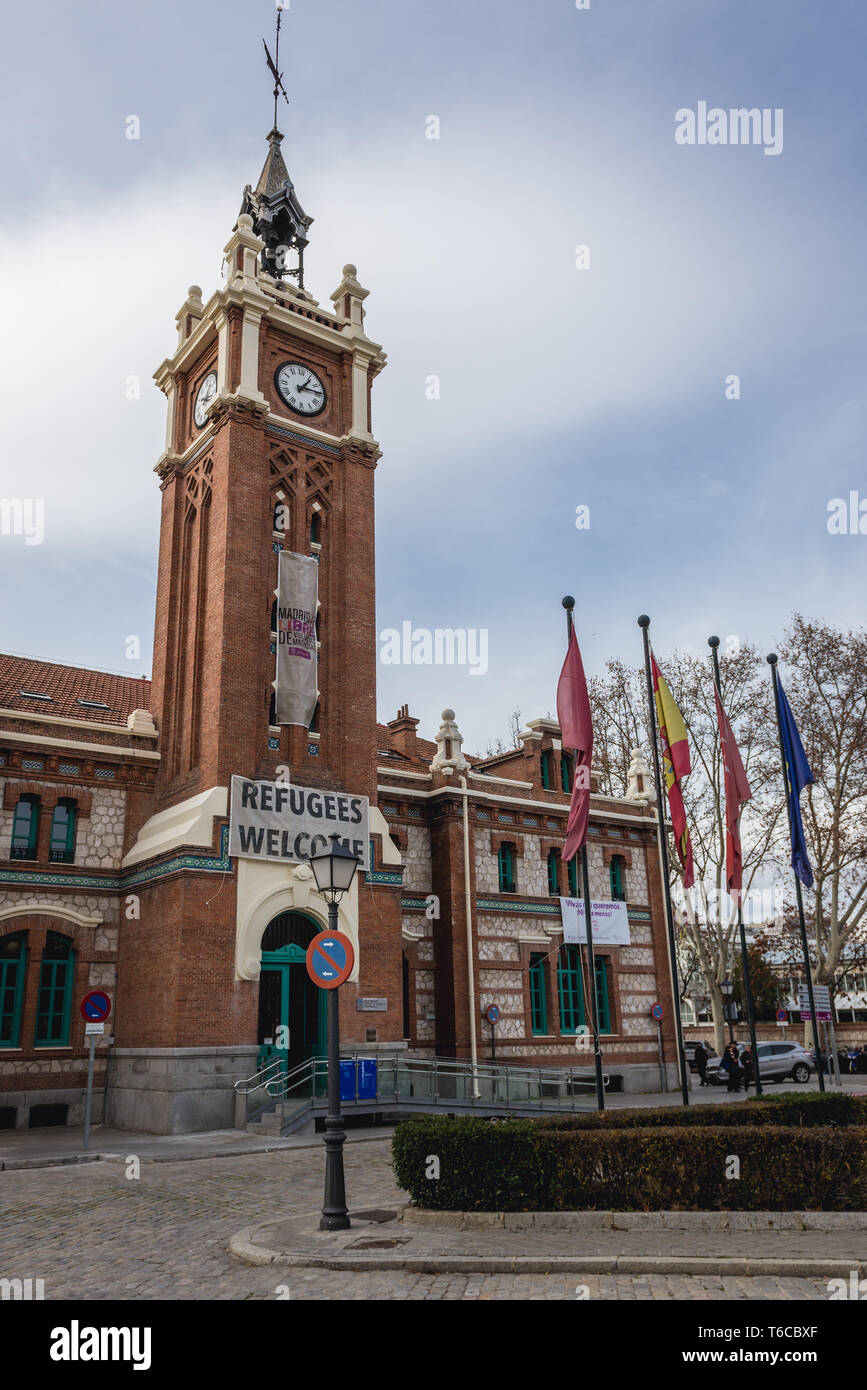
left=777, top=678, right=815, bottom=887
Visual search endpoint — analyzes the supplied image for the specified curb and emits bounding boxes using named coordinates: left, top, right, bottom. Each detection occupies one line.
left=399, top=1208, right=867, bottom=1234
left=227, top=1228, right=867, bottom=1278
left=0, top=1131, right=393, bottom=1171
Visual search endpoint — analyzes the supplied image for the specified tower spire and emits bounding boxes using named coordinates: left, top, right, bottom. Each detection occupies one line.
left=262, top=3, right=290, bottom=134
left=239, top=2, right=313, bottom=289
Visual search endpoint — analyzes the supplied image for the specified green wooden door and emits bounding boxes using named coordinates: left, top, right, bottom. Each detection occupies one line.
left=257, top=943, right=326, bottom=1084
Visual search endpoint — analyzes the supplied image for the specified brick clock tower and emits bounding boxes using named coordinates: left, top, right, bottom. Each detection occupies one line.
left=111, top=124, right=405, bottom=1133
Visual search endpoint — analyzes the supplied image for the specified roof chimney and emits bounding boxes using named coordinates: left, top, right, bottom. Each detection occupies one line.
left=387, top=704, right=420, bottom=757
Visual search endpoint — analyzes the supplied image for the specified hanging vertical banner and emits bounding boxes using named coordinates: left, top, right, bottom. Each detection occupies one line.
left=275, top=550, right=318, bottom=727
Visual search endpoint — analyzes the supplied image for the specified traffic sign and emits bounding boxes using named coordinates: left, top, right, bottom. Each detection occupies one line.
left=485, top=1004, right=501, bottom=1025
left=799, top=984, right=831, bottom=1011
left=80, top=991, right=111, bottom=1022
left=306, top=931, right=355, bottom=990
left=650, top=1002, right=663, bottom=1021
left=776, top=1007, right=788, bottom=1022
left=84, top=1022, right=104, bottom=1037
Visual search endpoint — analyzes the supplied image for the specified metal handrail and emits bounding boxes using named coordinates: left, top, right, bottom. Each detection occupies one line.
left=234, top=1057, right=286, bottom=1095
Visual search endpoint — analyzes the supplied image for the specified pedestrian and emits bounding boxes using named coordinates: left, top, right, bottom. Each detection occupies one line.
left=741, top=1045, right=754, bottom=1090
left=855, top=1047, right=867, bottom=1075
left=722, top=1042, right=742, bottom=1093
left=694, top=1041, right=709, bottom=1087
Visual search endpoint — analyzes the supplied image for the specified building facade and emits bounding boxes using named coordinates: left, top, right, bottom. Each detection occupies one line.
left=0, top=121, right=680, bottom=1134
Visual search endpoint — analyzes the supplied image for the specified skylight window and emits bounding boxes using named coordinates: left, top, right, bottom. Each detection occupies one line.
left=19, top=691, right=52, bottom=701
left=76, top=699, right=111, bottom=710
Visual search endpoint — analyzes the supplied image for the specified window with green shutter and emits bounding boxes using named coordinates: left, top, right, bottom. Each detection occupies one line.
left=566, top=855, right=578, bottom=896
left=547, top=848, right=559, bottom=895
left=529, top=953, right=548, bottom=1035
left=595, top=957, right=612, bottom=1033
left=557, top=946, right=612, bottom=1036
left=541, top=751, right=553, bottom=790
left=609, top=855, right=626, bottom=901
left=557, top=945, right=584, bottom=1034
left=0, top=935, right=26, bottom=1048
left=49, top=800, right=77, bottom=864
left=498, top=842, right=516, bottom=893
left=560, top=755, right=572, bottom=793
left=11, top=795, right=40, bottom=860
left=34, top=934, right=75, bottom=1048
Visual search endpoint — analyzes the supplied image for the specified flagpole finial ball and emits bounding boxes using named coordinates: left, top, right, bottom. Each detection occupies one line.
left=767, top=653, right=778, bottom=666
left=708, top=635, right=720, bottom=649
left=637, top=614, right=650, bottom=628
left=562, top=596, right=575, bottom=610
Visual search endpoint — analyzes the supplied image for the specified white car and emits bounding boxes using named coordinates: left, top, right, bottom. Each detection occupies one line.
left=705, top=1040, right=814, bottom=1086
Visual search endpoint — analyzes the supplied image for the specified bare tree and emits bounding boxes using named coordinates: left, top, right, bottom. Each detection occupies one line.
left=777, top=615, right=867, bottom=988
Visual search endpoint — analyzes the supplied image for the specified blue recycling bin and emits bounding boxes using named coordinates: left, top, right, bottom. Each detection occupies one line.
left=357, top=1058, right=377, bottom=1100
left=338, top=1058, right=378, bottom=1101
left=339, top=1060, right=356, bottom=1101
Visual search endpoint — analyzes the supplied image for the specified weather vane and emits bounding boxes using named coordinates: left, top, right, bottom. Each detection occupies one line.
left=263, top=2, right=291, bottom=131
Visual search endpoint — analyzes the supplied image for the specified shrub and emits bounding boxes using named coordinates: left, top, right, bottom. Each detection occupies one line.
left=542, top=1092, right=867, bottom=1131
left=392, top=1115, right=867, bottom=1211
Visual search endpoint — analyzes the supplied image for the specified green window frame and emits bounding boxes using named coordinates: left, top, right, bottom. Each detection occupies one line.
left=557, top=946, right=612, bottom=1035
left=540, top=751, right=553, bottom=790
left=610, top=855, right=626, bottom=902
left=529, top=952, right=548, bottom=1035
left=310, top=511, right=322, bottom=545
left=49, top=800, right=77, bottom=864
left=557, top=945, right=584, bottom=1034
left=34, top=934, right=75, bottom=1048
left=566, top=855, right=578, bottom=897
left=0, top=935, right=26, bottom=1048
left=546, top=848, right=559, bottom=895
left=497, top=843, right=516, bottom=893
left=11, top=795, right=40, bottom=860
left=595, top=958, right=612, bottom=1034
left=560, top=755, right=572, bottom=793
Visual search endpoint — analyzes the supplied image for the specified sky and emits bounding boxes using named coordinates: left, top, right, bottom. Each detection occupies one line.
left=0, top=0, right=865, bottom=754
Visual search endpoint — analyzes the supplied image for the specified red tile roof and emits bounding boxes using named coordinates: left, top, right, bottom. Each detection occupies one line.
left=0, top=655, right=151, bottom=725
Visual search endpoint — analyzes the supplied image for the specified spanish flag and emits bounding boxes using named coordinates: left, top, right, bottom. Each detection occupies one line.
left=651, top=653, right=694, bottom=888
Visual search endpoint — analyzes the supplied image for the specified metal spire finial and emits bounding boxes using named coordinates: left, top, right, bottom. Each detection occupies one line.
left=263, top=4, right=290, bottom=132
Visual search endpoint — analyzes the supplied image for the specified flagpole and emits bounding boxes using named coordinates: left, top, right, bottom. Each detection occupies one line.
left=562, top=597, right=605, bottom=1111
left=709, top=636, right=762, bottom=1096
left=766, top=653, right=825, bottom=1092
left=638, top=615, right=690, bottom=1106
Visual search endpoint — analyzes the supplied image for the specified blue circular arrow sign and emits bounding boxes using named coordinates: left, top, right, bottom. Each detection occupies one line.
left=80, top=991, right=112, bottom=1022
left=306, top=931, right=355, bottom=990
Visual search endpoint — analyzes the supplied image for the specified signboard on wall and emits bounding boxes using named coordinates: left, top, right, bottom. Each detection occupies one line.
left=229, top=776, right=369, bottom=866
left=559, top=898, right=631, bottom=946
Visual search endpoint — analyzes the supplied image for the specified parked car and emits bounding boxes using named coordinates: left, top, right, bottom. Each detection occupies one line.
left=705, top=1040, right=814, bottom=1086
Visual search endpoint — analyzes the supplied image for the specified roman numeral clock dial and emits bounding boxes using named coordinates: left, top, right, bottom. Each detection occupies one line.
left=275, top=362, right=327, bottom=417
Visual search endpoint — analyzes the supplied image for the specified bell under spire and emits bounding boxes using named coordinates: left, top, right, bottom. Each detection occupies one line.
left=238, top=6, right=312, bottom=288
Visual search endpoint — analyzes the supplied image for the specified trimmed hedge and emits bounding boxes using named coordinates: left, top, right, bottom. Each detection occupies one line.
left=542, top=1091, right=867, bottom=1131
left=392, top=1115, right=867, bottom=1211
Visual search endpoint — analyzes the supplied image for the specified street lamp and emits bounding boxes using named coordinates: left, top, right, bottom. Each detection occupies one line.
left=721, top=977, right=736, bottom=1045
left=309, top=834, right=358, bottom=1232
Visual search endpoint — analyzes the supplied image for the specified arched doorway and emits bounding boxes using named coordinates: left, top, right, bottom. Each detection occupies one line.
left=257, top=912, right=325, bottom=1080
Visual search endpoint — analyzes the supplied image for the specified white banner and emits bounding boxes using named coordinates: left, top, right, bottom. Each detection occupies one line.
left=275, top=551, right=319, bottom=727
left=229, top=777, right=369, bottom=866
left=559, top=897, right=631, bottom=945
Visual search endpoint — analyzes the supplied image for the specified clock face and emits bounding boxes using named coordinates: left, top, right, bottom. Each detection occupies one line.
left=193, top=371, right=217, bottom=429
left=275, top=362, right=327, bottom=417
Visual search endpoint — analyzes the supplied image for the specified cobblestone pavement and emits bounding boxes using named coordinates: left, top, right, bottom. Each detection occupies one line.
left=0, top=1139, right=852, bottom=1301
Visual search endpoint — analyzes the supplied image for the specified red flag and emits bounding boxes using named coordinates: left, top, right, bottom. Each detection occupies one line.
left=714, top=683, right=752, bottom=897
left=556, top=627, right=593, bottom=861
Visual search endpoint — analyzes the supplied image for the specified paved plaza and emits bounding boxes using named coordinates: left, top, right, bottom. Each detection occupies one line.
left=0, top=1133, right=862, bottom=1301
